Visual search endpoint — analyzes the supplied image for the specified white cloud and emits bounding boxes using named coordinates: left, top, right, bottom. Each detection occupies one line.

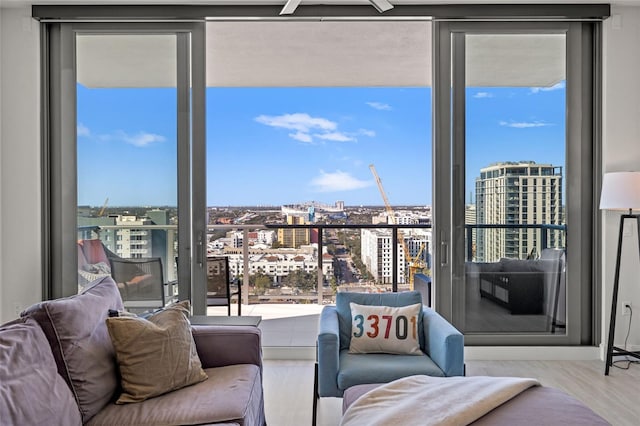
left=358, top=128, right=376, bottom=137
left=314, top=132, right=356, bottom=142
left=499, top=120, right=552, bottom=128
left=117, top=130, right=166, bottom=147
left=530, top=81, right=565, bottom=94
left=289, top=131, right=313, bottom=143
left=78, top=126, right=165, bottom=147
left=77, top=123, right=91, bottom=137
left=310, top=170, right=373, bottom=192
left=473, top=92, right=494, bottom=99
left=255, top=113, right=336, bottom=133
left=366, top=102, right=392, bottom=111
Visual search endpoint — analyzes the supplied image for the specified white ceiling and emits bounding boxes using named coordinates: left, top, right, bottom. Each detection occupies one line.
left=76, top=21, right=566, bottom=88
left=7, top=0, right=608, bottom=88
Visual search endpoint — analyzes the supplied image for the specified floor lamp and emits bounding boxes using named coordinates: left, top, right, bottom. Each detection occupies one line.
left=600, top=171, right=640, bottom=375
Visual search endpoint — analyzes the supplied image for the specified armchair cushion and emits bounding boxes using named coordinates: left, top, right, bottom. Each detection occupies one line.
left=337, top=351, right=444, bottom=391
left=336, top=291, right=424, bottom=351
left=105, top=301, right=208, bottom=403
left=348, top=302, right=422, bottom=355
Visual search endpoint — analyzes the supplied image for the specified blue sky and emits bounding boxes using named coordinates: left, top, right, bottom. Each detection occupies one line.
left=77, top=83, right=565, bottom=207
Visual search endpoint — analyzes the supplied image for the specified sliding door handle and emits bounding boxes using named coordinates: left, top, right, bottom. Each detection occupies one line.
left=441, top=241, right=449, bottom=267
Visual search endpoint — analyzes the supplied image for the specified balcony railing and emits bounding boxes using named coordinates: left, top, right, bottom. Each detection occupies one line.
left=466, top=223, right=567, bottom=262
left=79, top=221, right=566, bottom=306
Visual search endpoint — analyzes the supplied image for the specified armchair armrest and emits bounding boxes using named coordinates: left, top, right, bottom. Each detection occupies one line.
left=191, top=325, right=262, bottom=370
left=422, top=307, right=464, bottom=376
left=317, top=305, right=341, bottom=397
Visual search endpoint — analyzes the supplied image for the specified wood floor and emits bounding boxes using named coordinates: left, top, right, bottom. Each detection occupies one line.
left=263, top=359, right=640, bottom=426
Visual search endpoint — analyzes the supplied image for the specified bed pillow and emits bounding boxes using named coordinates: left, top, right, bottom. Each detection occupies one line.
left=106, top=300, right=208, bottom=403
left=348, top=302, right=423, bottom=355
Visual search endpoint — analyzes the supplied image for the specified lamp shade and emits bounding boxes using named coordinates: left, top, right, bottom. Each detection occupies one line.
left=599, top=171, right=640, bottom=210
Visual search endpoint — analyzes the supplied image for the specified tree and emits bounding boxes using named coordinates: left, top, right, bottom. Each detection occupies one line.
left=283, top=268, right=316, bottom=292
left=250, top=270, right=271, bottom=296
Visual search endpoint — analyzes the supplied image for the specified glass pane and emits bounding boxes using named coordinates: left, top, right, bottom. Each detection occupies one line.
left=464, top=34, right=567, bottom=334
left=205, top=21, right=432, bottom=310
left=75, top=34, right=178, bottom=309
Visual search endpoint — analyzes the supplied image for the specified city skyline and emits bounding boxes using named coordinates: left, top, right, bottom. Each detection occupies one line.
left=77, top=84, right=565, bottom=207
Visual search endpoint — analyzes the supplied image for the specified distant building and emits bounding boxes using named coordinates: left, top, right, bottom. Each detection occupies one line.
left=465, top=204, right=477, bottom=260
left=278, top=215, right=311, bottom=248
left=475, top=161, right=563, bottom=261
left=77, top=209, right=176, bottom=282
left=361, top=229, right=406, bottom=284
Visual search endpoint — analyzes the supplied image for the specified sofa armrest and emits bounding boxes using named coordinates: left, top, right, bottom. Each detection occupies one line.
left=422, top=307, right=464, bottom=376
left=317, top=305, right=341, bottom=397
left=191, top=325, right=262, bottom=370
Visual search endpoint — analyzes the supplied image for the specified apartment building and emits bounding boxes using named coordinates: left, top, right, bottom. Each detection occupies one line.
left=475, top=161, right=563, bottom=262
left=277, top=215, right=311, bottom=248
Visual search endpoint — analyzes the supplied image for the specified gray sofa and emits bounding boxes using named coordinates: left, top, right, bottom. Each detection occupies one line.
left=0, top=275, right=266, bottom=426
left=466, top=248, right=565, bottom=318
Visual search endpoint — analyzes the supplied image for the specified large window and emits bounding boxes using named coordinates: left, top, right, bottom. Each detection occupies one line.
left=40, top=5, right=604, bottom=345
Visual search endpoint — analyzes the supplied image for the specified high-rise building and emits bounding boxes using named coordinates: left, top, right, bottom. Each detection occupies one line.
left=475, top=161, right=563, bottom=261
left=361, top=229, right=406, bottom=284
left=278, top=215, right=310, bottom=248
left=465, top=204, right=477, bottom=260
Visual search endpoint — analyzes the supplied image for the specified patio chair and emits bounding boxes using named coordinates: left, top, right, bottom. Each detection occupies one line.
left=109, top=257, right=166, bottom=314
left=207, top=256, right=241, bottom=316
left=313, top=290, right=464, bottom=426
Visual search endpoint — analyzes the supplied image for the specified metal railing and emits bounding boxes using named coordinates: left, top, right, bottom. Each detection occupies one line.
left=79, top=222, right=566, bottom=305
left=465, top=223, right=567, bottom=262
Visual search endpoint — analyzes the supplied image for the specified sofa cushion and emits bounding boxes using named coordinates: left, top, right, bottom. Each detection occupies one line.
left=0, top=317, right=82, bottom=426
left=86, top=364, right=263, bottom=426
left=348, top=302, right=422, bottom=355
left=499, top=258, right=541, bottom=273
left=336, top=291, right=424, bottom=351
left=106, top=301, right=208, bottom=403
left=21, top=275, right=124, bottom=423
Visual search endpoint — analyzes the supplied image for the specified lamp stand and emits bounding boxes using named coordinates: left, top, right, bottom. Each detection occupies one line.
left=605, top=212, right=640, bottom=375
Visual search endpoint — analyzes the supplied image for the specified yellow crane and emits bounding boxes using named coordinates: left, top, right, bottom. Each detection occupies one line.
left=98, top=197, right=109, bottom=217
left=369, top=164, right=426, bottom=289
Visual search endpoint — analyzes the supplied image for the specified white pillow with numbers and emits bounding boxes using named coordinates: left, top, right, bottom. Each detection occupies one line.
left=348, top=302, right=423, bottom=355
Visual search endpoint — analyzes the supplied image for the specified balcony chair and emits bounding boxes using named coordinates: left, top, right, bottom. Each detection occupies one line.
left=313, top=290, right=464, bottom=426
left=77, top=239, right=119, bottom=289
left=207, top=256, right=241, bottom=316
left=109, top=257, right=167, bottom=314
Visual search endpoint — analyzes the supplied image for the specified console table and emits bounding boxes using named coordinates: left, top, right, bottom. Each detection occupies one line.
left=479, top=272, right=543, bottom=315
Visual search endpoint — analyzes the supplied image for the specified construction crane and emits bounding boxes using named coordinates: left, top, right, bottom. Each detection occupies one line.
left=369, top=164, right=426, bottom=289
left=98, top=197, right=109, bottom=217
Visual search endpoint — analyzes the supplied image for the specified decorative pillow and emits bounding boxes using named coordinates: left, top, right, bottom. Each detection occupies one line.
left=348, top=302, right=423, bottom=355
left=336, top=291, right=425, bottom=350
left=21, top=275, right=124, bottom=423
left=0, top=318, right=82, bottom=426
left=106, top=300, right=208, bottom=403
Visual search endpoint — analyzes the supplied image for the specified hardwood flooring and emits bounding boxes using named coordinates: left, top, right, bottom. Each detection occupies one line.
left=263, top=359, right=640, bottom=426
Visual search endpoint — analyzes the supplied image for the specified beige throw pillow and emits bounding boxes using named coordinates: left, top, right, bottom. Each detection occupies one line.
left=106, top=300, right=208, bottom=403
left=348, top=302, right=423, bottom=355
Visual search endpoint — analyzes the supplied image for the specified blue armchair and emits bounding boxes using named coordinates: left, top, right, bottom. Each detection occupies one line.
left=313, top=291, right=464, bottom=425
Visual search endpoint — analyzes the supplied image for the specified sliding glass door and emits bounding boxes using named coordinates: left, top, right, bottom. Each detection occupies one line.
left=433, top=22, right=597, bottom=345
left=45, top=23, right=207, bottom=312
